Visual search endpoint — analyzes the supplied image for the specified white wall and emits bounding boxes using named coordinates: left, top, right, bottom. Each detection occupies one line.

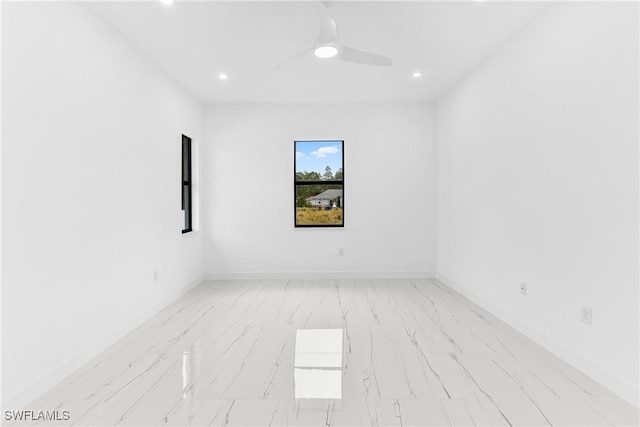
left=1, top=2, right=204, bottom=407
left=436, top=2, right=639, bottom=405
left=203, top=103, right=436, bottom=278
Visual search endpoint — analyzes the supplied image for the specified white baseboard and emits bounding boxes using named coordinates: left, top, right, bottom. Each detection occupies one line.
left=204, top=271, right=436, bottom=281
left=1, top=275, right=203, bottom=411
left=435, top=273, right=639, bottom=409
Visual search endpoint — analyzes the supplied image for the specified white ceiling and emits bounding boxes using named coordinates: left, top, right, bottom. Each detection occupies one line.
left=89, top=1, right=551, bottom=104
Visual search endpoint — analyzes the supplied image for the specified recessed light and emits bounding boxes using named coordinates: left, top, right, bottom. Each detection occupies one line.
left=219, top=74, right=228, bottom=80
left=314, top=45, right=338, bottom=59
left=160, top=0, right=174, bottom=5
left=412, top=71, right=423, bottom=78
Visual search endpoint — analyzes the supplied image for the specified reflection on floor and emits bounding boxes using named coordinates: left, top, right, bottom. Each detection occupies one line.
left=294, top=329, right=343, bottom=399
left=12, top=279, right=639, bottom=426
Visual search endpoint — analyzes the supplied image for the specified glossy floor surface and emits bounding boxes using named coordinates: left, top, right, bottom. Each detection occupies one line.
left=12, top=279, right=640, bottom=426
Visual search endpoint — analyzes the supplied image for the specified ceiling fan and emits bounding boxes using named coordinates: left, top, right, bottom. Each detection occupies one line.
left=277, top=3, right=392, bottom=68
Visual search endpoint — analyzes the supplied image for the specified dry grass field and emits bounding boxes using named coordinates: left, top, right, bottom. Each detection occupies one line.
left=296, top=207, right=343, bottom=225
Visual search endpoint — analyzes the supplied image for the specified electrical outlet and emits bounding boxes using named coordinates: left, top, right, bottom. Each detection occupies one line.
left=581, top=306, right=592, bottom=325
left=520, top=282, right=527, bottom=295
left=153, top=270, right=160, bottom=283
left=339, top=248, right=344, bottom=256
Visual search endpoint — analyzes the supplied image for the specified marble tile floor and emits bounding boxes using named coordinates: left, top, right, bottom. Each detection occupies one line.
left=8, top=279, right=639, bottom=426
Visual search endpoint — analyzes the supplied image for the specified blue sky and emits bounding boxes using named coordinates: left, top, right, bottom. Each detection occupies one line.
left=295, top=140, right=343, bottom=175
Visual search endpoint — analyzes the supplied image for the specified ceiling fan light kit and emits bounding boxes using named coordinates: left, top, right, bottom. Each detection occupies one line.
left=314, top=45, right=339, bottom=59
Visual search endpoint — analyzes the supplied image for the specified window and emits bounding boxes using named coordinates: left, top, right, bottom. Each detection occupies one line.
left=182, top=135, right=192, bottom=233
left=294, top=140, right=344, bottom=227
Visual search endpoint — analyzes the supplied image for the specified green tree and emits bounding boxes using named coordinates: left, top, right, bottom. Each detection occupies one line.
left=334, top=168, right=343, bottom=180
left=296, top=194, right=312, bottom=208
left=322, top=166, right=333, bottom=181
left=298, top=171, right=321, bottom=181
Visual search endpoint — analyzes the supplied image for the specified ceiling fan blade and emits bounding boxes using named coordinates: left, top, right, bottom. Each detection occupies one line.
left=338, top=45, right=392, bottom=67
left=270, top=48, right=313, bottom=72
left=317, top=16, right=338, bottom=45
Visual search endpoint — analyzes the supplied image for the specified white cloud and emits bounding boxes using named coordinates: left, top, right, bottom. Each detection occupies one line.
left=311, top=145, right=338, bottom=159
left=296, top=151, right=306, bottom=160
